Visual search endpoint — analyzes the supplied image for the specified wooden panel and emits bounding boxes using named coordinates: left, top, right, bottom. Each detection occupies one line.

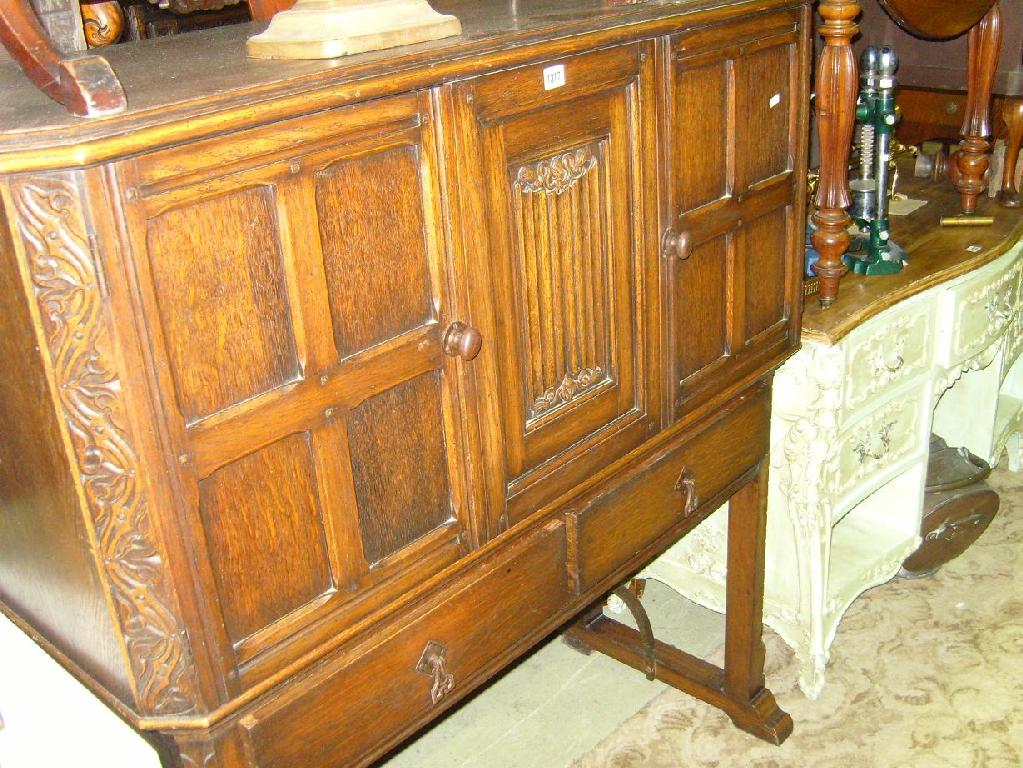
left=742, top=208, right=789, bottom=340
left=347, top=372, right=454, bottom=565
left=243, top=519, right=568, bottom=768
left=146, top=185, right=298, bottom=422
left=666, top=12, right=806, bottom=419
left=317, top=144, right=435, bottom=358
left=512, top=142, right=613, bottom=422
left=734, top=43, right=792, bottom=191
left=447, top=42, right=659, bottom=529
left=198, top=433, right=332, bottom=644
left=674, top=236, right=728, bottom=381
left=673, top=60, right=729, bottom=212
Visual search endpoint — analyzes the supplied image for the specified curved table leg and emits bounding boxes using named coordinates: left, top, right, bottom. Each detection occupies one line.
left=955, top=1, right=1002, bottom=214
left=0, top=0, right=126, bottom=116
left=811, top=0, right=860, bottom=308
left=998, top=98, right=1023, bottom=208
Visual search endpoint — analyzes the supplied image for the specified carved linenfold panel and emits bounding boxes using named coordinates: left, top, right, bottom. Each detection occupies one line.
left=11, top=175, right=201, bottom=716
left=512, top=141, right=614, bottom=422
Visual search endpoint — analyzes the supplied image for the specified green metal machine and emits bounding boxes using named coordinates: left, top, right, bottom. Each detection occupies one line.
left=845, top=46, right=907, bottom=276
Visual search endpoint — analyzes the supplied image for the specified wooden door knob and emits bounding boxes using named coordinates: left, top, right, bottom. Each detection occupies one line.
left=661, top=228, right=693, bottom=261
left=443, top=321, right=483, bottom=360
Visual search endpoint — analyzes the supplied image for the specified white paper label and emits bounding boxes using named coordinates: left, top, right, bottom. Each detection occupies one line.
left=966, top=244, right=983, bottom=253
left=769, top=93, right=781, bottom=108
left=543, top=64, right=566, bottom=91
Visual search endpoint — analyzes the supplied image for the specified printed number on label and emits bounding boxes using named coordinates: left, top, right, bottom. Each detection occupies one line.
left=543, top=64, right=566, bottom=91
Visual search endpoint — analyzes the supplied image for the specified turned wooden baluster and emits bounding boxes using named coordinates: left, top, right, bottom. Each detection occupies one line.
left=955, top=2, right=1002, bottom=214
left=0, top=0, right=126, bottom=116
left=999, top=98, right=1023, bottom=208
left=811, top=0, right=860, bottom=308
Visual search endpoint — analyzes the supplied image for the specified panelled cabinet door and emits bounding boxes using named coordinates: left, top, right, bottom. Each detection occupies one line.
left=443, top=42, right=661, bottom=530
left=117, top=93, right=483, bottom=691
left=665, top=9, right=809, bottom=419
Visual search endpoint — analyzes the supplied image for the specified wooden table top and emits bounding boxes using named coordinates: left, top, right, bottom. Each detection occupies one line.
left=802, top=168, right=1023, bottom=345
left=0, top=0, right=792, bottom=173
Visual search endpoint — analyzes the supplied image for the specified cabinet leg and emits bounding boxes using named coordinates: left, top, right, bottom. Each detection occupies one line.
left=998, top=98, right=1023, bottom=208
left=1006, top=432, right=1023, bottom=472
left=721, top=462, right=792, bottom=742
left=565, top=463, right=792, bottom=745
left=955, top=2, right=1002, bottom=214
left=795, top=650, right=829, bottom=700
left=157, top=725, right=246, bottom=768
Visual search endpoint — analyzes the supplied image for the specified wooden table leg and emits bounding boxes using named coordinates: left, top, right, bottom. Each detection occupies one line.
left=565, top=462, right=793, bottom=745
left=998, top=98, right=1023, bottom=208
left=721, top=458, right=790, bottom=741
left=811, top=0, right=860, bottom=308
left=0, top=0, right=126, bottom=116
left=955, top=1, right=1002, bottom=214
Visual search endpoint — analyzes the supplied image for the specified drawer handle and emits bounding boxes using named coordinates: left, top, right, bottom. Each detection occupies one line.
left=443, top=322, right=483, bottom=361
left=853, top=421, right=894, bottom=463
left=985, top=299, right=1012, bottom=327
left=661, top=227, right=693, bottom=261
left=416, top=640, right=455, bottom=705
left=674, top=467, right=699, bottom=518
left=884, top=353, right=904, bottom=373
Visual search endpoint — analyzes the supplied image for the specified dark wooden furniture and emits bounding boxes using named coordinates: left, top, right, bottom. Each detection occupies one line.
left=857, top=0, right=1023, bottom=207
left=812, top=0, right=1006, bottom=307
left=0, top=1, right=809, bottom=764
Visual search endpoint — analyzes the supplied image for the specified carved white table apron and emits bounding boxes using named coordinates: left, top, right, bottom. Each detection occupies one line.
left=645, top=237, right=1023, bottom=698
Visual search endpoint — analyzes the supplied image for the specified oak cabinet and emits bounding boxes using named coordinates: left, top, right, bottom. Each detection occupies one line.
left=116, top=92, right=484, bottom=688
left=665, top=9, right=805, bottom=419
left=445, top=42, right=661, bottom=530
left=0, top=1, right=809, bottom=765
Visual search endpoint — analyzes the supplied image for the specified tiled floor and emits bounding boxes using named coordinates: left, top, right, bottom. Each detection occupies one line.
left=383, top=582, right=726, bottom=768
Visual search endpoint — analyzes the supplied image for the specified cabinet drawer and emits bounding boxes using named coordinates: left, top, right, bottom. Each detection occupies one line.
left=833, top=384, right=929, bottom=509
left=941, top=253, right=1022, bottom=366
left=567, top=386, right=770, bottom=592
left=241, top=520, right=569, bottom=768
left=841, top=294, right=935, bottom=416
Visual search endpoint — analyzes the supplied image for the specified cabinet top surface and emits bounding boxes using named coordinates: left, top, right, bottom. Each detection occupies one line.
left=0, top=0, right=798, bottom=171
left=802, top=168, right=1023, bottom=344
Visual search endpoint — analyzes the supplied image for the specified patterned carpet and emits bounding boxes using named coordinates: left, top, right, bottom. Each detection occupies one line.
left=573, top=465, right=1023, bottom=768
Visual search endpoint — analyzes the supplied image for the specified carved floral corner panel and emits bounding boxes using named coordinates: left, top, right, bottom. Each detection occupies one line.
left=8, top=172, right=202, bottom=716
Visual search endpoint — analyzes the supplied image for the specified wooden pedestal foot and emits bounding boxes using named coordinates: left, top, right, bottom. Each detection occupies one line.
left=954, top=2, right=1002, bottom=214
left=998, top=99, right=1023, bottom=208
left=811, top=0, right=859, bottom=308
left=565, top=614, right=792, bottom=745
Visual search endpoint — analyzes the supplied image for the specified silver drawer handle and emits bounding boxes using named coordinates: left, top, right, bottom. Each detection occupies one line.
left=416, top=640, right=455, bottom=705
left=884, top=353, right=904, bottom=373
left=985, top=299, right=1012, bottom=326
left=854, top=421, right=895, bottom=463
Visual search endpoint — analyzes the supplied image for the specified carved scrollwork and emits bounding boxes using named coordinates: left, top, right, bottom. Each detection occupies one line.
left=531, top=366, right=604, bottom=416
left=11, top=175, right=200, bottom=716
left=514, top=147, right=598, bottom=195
left=770, top=343, right=844, bottom=537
